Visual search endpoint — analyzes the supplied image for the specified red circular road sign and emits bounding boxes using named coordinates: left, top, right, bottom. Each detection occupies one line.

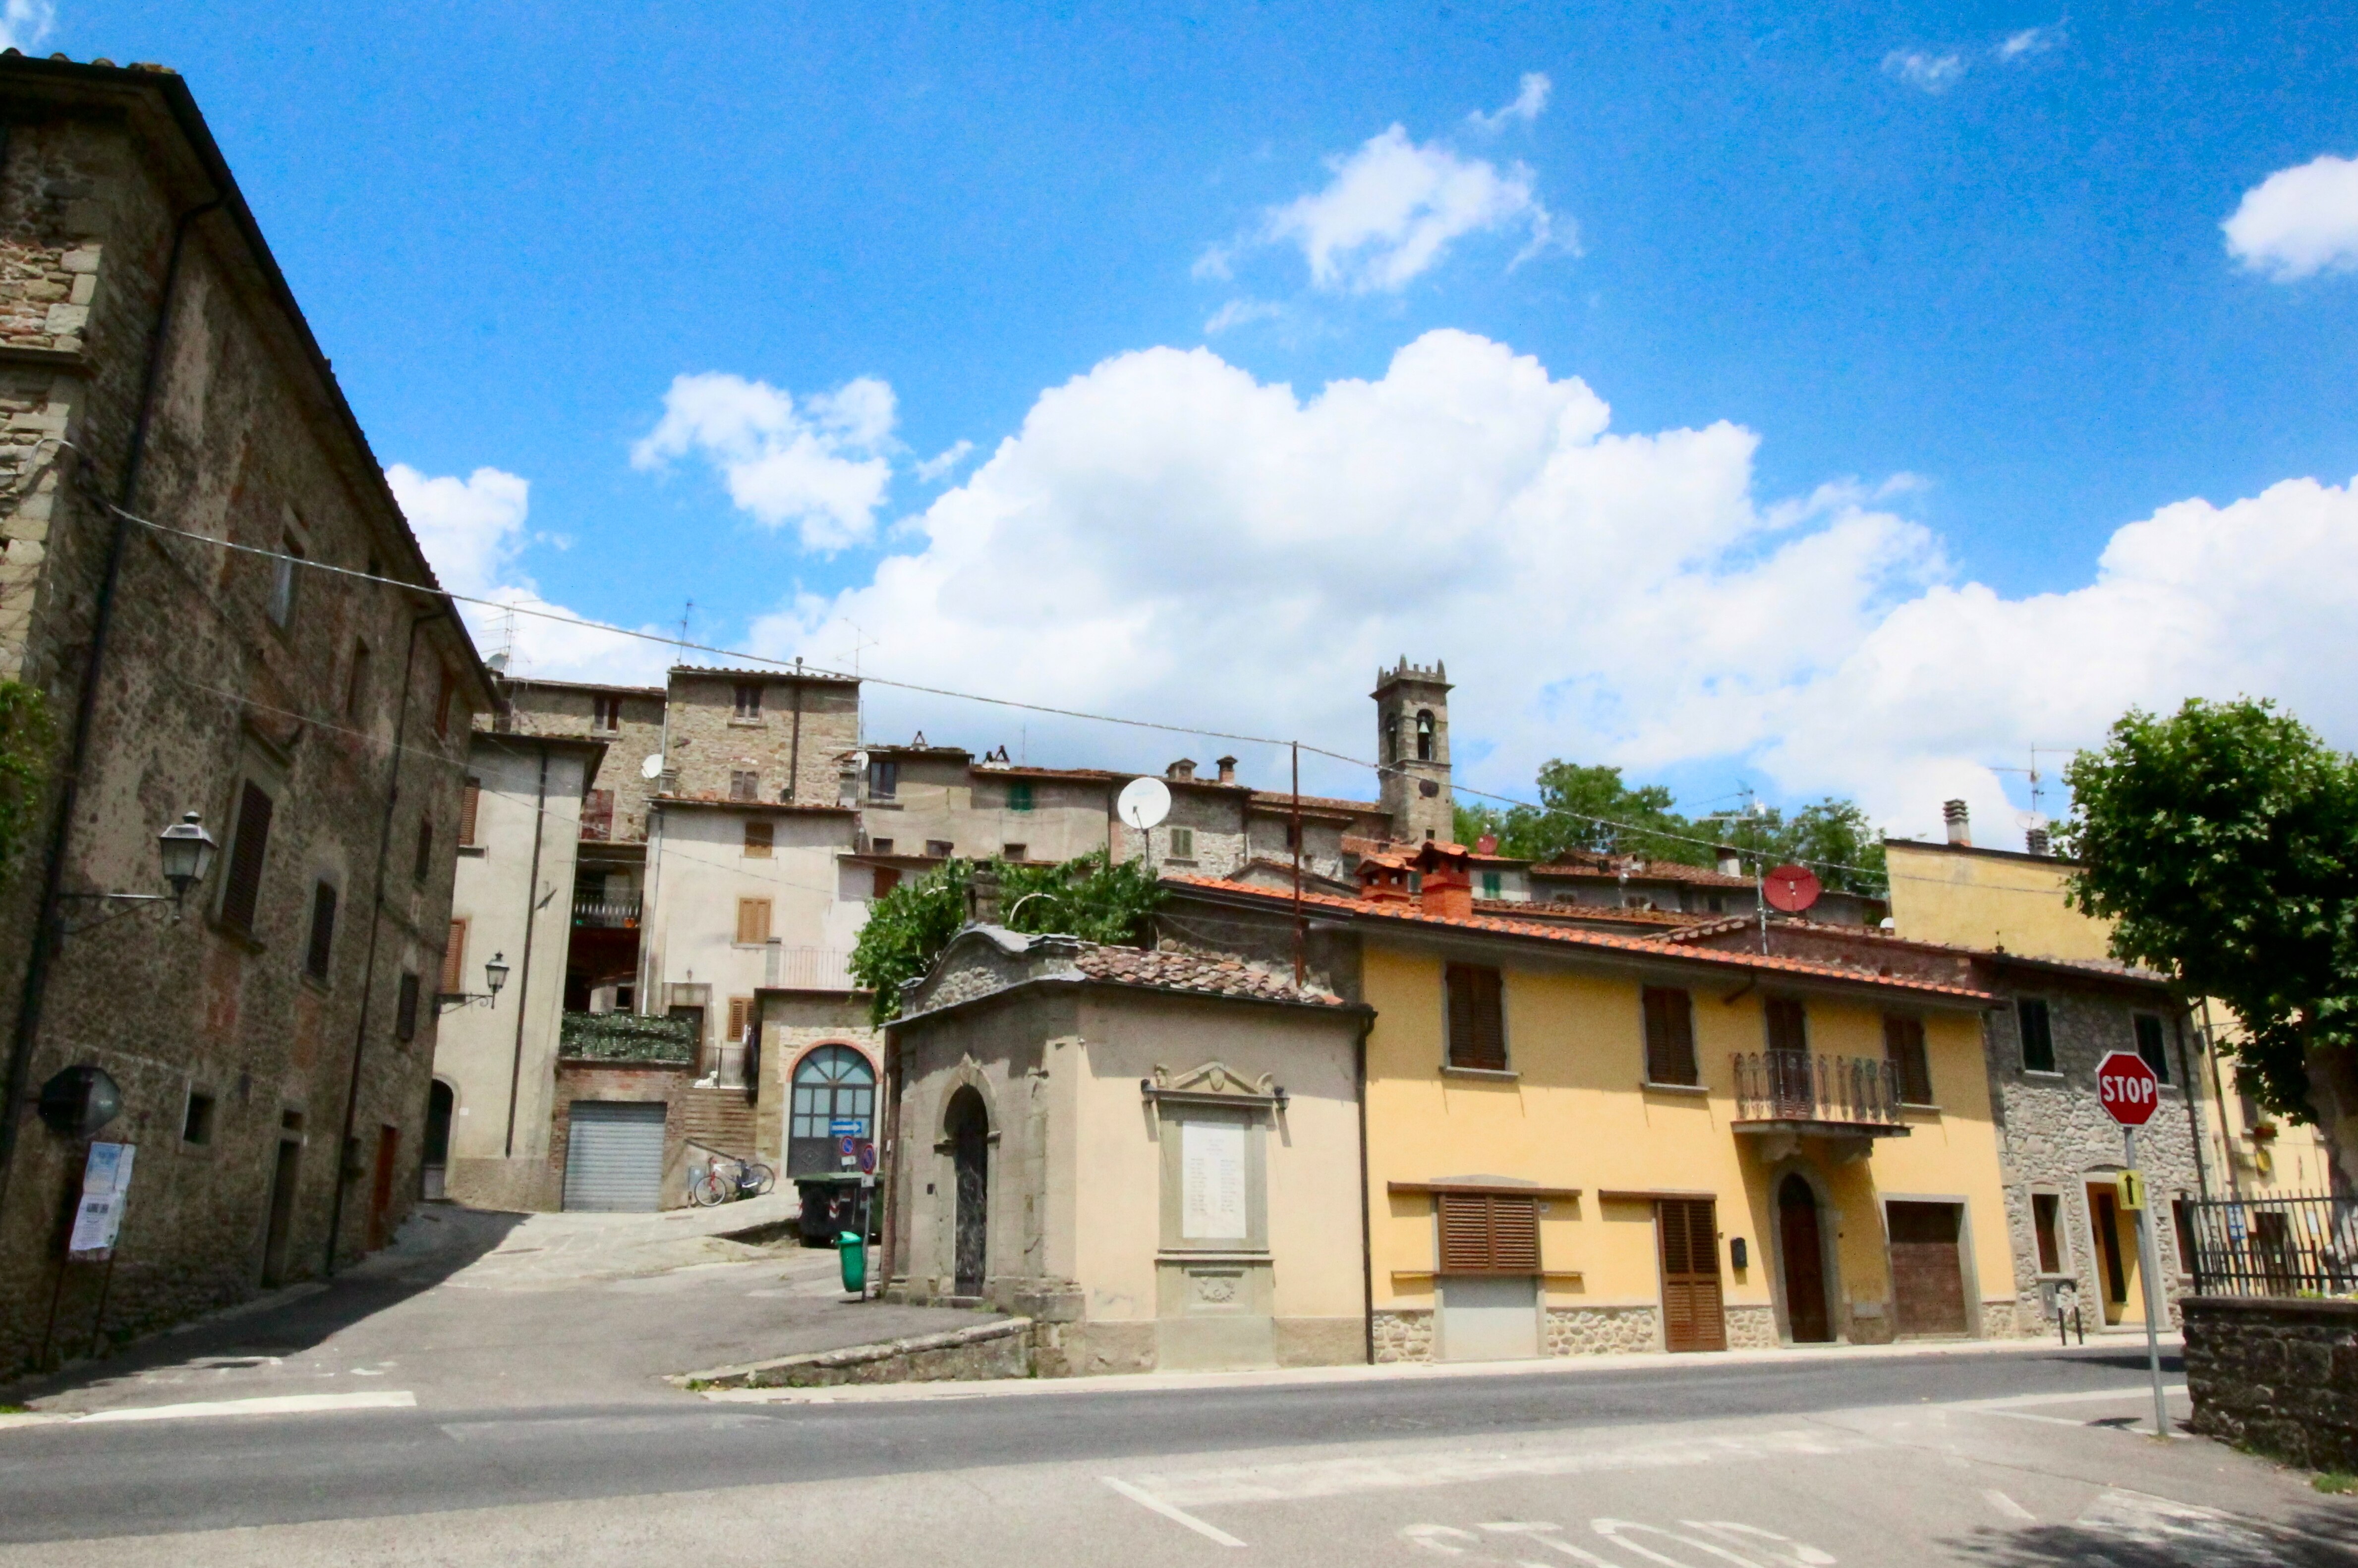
left=2095, top=1050, right=2161, bottom=1127
left=1762, top=863, right=1822, bottom=913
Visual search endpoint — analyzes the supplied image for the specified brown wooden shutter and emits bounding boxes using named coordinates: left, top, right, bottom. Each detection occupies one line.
left=736, top=898, right=772, bottom=945
left=1643, top=986, right=1698, bottom=1085
left=1657, top=1198, right=1727, bottom=1351
left=1883, top=1014, right=1931, bottom=1105
left=220, top=781, right=274, bottom=933
left=873, top=866, right=901, bottom=898
left=1445, top=964, right=1506, bottom=1069
left=726, top=996, right=751, bottom=1043
left=1436, top=1192, right=1541, bottom=1274
left=1765, top=997, right=1808, bottom=1055
left=441, top=918, right=466, bottom=995
left=305, top=882, right=338, bottom=981
left=458, top=778, right=481, bottom=846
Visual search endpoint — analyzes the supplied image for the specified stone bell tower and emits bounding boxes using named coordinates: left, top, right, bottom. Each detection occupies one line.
left=1374, top=658, right=1453, bottom=845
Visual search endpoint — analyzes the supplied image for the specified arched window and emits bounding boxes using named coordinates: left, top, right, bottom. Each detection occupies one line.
left=1415, top=710, right=1436, bottom=762
left=788, top=1044, right=875, bottom=1177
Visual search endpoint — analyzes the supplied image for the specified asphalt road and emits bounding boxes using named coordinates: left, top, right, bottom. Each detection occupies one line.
left=0, top=1342, right=2300, bottom=1549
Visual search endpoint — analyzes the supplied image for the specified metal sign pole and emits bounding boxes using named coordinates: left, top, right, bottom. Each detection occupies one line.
left=2127, top=1125, right=2169, bottom=1439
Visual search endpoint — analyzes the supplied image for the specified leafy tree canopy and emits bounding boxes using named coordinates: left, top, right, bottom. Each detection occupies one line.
left=0, top=682, right=56, bottom=880
left=1455, top=760, right=1887, bottom=896
left=2058, top=697, right=2358, bottom=1192
left=849, top=849, right=1164, bottom=1024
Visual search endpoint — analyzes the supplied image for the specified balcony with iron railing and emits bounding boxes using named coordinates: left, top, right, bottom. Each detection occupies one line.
left=573, top=896, right=641, bottom=929
left=1731, top=1051, right=1910, bottom=1139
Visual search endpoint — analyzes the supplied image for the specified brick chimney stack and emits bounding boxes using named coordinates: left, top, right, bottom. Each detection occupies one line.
left=1215, top=756, right=1237, bottom=784
left=1943, top=799, right=1971, bottom=846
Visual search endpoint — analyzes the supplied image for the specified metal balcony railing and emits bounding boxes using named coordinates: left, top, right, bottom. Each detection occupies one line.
left=572, top=896, right=641, bottom=929
left=1731, top=1051, right=1903, bottom=1129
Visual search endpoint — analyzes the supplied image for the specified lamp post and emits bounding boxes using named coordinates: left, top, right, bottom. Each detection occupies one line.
left=439, top=953, right=511, bottom=1012
left=54, top=810, right=219, bottom=942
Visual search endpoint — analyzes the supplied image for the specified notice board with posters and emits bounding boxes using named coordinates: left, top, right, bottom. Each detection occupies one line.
left=66, top=1141, right=135, bottom=1261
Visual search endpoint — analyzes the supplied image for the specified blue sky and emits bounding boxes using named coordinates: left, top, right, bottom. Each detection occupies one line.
left=32, top=1, right=2358, bottom=836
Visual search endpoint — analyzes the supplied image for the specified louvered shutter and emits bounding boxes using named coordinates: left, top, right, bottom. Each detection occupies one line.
left=1765, top=997, right=1808, bottom=1055
left=1437, top=1193, right=1541, bottom=1275
left=220, top=781, right=274, bottom=933
left=726, top=996, right=751, bottom=1043
left=1644, top=987, right=1698, bottom=1085
left=1657, top=1198, right=1727, bottom=1351
left=1883, top=1014, right=1931, bottom=1105
left=735, top=898, right=771, bottom=945
left=441, top=919, right=466, bottom=995
left=459, top=778, right=481, bottom=845
left=1446, top=964, right=1506, bottom=1069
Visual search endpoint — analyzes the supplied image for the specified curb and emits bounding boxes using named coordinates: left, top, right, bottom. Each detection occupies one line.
left=678, top=1317, right=1033, bottom=1390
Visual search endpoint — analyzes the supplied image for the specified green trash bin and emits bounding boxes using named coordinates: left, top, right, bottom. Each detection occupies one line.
left=837, top=1231, right=867, bottom=1294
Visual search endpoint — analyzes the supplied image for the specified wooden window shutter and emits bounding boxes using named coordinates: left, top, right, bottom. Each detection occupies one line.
left=1445, top=964, right=1505, bottom=1069
left=220, top=781, right=274, bottom=934
left=744, top=820, right=773, bottom=857
left=727, top=996, right=751, bottom=1043
left=459, top=777, right=481, bottom=846
left=305, top=882, right=338, bottom=982
left=1436, top=1192, right=1540, bottom=1275
left=736, top=898, right=772, bottom=945
left=1643, top=986, right=1698, bottom=1086
left=1883, top=1014, right=1932, bottom=1105
left=1765, top=996, right=1808, bottom=1055
left=441, top=919, right=467, bottom=996
left=1657, top=1198, right=1726, bottom=1351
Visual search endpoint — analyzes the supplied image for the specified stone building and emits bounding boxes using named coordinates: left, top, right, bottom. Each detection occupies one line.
left=0, top=56, right=490, bottom=1374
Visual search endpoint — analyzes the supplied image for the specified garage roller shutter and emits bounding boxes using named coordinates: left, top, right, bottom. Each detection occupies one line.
left=563, top=1102, right=668, bottom=1212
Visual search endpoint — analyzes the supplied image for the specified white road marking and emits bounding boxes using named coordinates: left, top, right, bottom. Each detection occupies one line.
left=1680, top=1522, right=1837, bottom=1566
left=1956, top=1384, right=2187, bottom=1410
left=1101, top=1476, right=1247, bottom=1549
left=1981, top=1490, right=2036, bottom=1522
left=74, top=1391, right=417, bottom=1423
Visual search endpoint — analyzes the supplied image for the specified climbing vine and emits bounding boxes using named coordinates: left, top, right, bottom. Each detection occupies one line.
left=0, top=681, right=56, bottom=880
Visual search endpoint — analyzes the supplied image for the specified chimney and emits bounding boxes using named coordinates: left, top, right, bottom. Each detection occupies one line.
left=2024, top=826, right=2051, bottom=857
left=1420, top=864, right=1473, bottom=919
left=1166, top=758, right=1196, bottom=782
left=1716, top=844, right=1742, bottom=877
left=965, top=863, right=1002, bottom=926
left=1943, top=799, right=1971, bottom=846
left=1215, top=755, right=1237, bottom=784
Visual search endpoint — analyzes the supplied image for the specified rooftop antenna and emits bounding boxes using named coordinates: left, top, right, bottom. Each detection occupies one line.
left=830, top=617, right=879, bottom=680
left=676, top=600, right=693, bottom=663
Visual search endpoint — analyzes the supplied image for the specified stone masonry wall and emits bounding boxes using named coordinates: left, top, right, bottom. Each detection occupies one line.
left=664, top=670, right=859, bottom=808
left=0, top=77, right=481, bottom=1379
left=1986, top=982, right=2203, bottom=1337
left=497, top=678, right=665, bottom=841
left=2182, top=1296, right=2358, bottom=1473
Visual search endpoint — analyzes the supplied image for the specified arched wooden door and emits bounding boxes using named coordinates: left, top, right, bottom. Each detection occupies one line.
left=1779, top=1174, right=1833, bottom=1343
left=946, top=1087, right=989, bottom=1297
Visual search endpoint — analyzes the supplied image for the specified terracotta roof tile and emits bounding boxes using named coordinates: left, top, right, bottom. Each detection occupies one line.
left=1476, top=898, right=1704, bottom=929
left=1163, top=876, right=1996, bottom=1005
left=1530, top=854, right=1757, bottom=890
left=1071, top=943, right=1345, bottom=1007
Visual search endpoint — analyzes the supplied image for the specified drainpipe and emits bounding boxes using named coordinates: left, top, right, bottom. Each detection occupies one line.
left=323, top=607, right=440, bottom=1276
left=2173, top=1006, right=2212, bottom=1204
left=787, top=679, right=803, bottom=804
left=0, top=194, right=223, bottom=1230
left=502, top=741, right=551, bottom=1157
left=2197, top=998, right=2243, bottom=1201
left=1355, top=1008, right=1375, bottom=1366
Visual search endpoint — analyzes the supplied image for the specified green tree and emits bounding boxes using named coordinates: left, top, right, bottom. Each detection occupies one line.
left=850, top=849, right=1164, bottom=1024
left=0, top=681, right=56, bottom=880
left=2057, top=697, right=2358, bottom=1196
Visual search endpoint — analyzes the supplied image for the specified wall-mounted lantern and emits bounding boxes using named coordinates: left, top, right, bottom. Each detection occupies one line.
left=439, top=952, right=511, bottom=1012
left=55, top=810, right=219, bottom=943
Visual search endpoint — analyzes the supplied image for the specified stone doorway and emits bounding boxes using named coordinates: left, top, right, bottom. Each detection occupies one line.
left=1778, top=1174, right=1833, bottom=1343
left=946, top=1086, right=989, bottom=1297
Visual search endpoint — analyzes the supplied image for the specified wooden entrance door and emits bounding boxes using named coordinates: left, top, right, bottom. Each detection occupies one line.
left=1778, top=1175, right=1832, bottom=1343
left=2088, top=1184, right=2131, bottom=1323
left=1887, top=1201, right=1969, bottom=1336
left=1656, top=1198, right=1726, bottom=1352
left=947, top=1087, right=989, bottom=1297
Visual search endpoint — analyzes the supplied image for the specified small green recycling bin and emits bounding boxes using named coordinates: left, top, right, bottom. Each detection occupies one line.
left=837, top=1231, right=867, bottom=1294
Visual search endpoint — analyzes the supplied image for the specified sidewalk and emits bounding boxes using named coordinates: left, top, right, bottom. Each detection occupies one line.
left=704, top=1327, right=2183, bottom=1405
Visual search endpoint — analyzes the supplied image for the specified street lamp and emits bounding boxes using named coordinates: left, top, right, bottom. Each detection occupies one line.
left=55, top=809, right=219, bottom=941
left=439, top=952, right=512, bottom=1012
left=483, top=952, right=511, bottom=1000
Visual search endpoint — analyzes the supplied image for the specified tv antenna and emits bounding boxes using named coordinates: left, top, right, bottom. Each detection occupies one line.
left=1988, top=745, right=2070, bottom=828
left=829, top=618, right=880, bottom=680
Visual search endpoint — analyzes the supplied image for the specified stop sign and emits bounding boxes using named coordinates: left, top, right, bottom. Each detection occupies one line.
left=2095, top=1050, right=2160, bottom=1127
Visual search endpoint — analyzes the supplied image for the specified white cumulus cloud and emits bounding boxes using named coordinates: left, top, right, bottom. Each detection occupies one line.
left=632, top=371, right=897, bottom=550
left=2224, top=154, right=2358, bottom=281
left=1995, top=24, right=2063, bottom=60
left=736, top=331, right=2358, bottom=850
left=1467, top=72, right=1552, bottom=134
left=1884, top=50, right=1966, bottom=92
left=914, top=440, right=976, bottom=484
left=1257, top=125, right=1559, bottom=293
left=0, top=0, right=57, bottom=52
left=388, top=463, right=669, bottom=687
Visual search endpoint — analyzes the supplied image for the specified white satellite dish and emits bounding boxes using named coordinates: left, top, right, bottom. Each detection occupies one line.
left=639, top=753, right=664, bottom=781
left=1117, top=776, right=1171, bottom=831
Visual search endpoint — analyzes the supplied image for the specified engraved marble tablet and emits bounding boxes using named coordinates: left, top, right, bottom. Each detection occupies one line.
left=1182, top=1119, right=1247, bottom=1240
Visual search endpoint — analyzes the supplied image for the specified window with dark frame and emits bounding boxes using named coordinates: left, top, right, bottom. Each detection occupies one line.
left=867, top=758, right=899, bottom=799
left=1007, top=781, right=1033, bottom=812
left=2017, top=997, right=2056, bottom=1072
left=730, top=770, right=758, bottom=801
left=305, top=881, right=338, bottom=982
left=924, top=839, right=953, bottom=857
left=344, top=638, right=370, bottom=720
left=1444, top=963, right=1507, bottom=1070
left=733, top=683, right=762, bottom=720
left=1002, top=842, right=1028, bottom=862
left=1643, top=986, right=1699, bottom=1086
left=1883, top=1014, right=1933, bottom=1105
left=744, top=819, right=774, bottom=857
left=219, top=781, right=275, bottom=935
left=2032, top=1191, right=2064, bottom=1273
left=181, top=1091, right=216, bottom=1146
left=1436, top=1191, right=1541, bottom=1274
left=412, top=818, right=433, bottom=883
left=869, top=838, right=895, bottom=855
left=1167, top=826, right=1196, bottom=860
left=395, top=972, right=420, bottom=1042
left=592, top=693, right=623, bottom=732
left=2133, top=1013, right=2171, bottom=1083
left=1764, top=996, right=1808, bottom=1055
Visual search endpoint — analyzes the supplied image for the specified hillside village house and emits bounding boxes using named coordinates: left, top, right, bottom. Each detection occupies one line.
left=0, top=57, right=490, bottom=1373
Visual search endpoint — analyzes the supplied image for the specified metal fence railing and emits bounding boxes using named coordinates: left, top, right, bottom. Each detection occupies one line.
left=1730, top=1051, right=1903, bottom=1128
left=2183, top=1192, right=2358, bottom=1298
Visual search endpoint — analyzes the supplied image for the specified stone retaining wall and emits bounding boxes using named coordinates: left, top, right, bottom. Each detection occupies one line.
left=683, top=1317, right=1033, bottom=1389
left=2182, top=1295, right=2358, bottom=1473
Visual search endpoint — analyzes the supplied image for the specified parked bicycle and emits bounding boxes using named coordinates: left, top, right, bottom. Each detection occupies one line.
left=689, top=1152, right=776, bottom=1207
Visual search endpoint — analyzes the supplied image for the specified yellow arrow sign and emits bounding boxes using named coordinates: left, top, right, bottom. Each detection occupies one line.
left=2116, top=1169, right=2145, bottom=1211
